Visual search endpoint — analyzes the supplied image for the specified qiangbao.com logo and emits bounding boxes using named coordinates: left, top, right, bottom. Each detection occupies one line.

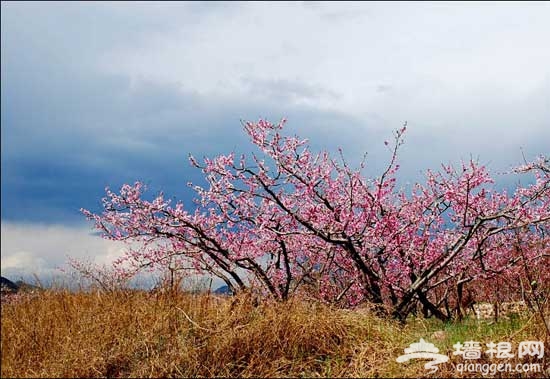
left=396, top=338, right=545, bottom=375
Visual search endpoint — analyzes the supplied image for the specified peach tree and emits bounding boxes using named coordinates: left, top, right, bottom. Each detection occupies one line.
left=81, top=119, right=549, bottom=321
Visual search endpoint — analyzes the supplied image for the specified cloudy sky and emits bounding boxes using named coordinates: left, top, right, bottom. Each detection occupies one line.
left=1, top=1, right=549, bottom=283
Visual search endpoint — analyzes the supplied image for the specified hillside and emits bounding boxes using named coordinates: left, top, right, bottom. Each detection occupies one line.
left=1, top=289, right=548, bottom=378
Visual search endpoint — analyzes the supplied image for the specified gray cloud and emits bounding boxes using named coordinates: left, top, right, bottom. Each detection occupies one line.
left=2, top=2, right=549, bottom=280
left=0, top=222, right=126, bottom=280
left=241, top=76, right=341, bottom=104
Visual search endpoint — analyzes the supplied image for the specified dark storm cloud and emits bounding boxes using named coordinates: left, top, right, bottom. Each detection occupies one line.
left=1, top=8, right=371, bottom=223
left=2, top=1, right=549, bottom=224
left=2, top=2, right=549, bottom=281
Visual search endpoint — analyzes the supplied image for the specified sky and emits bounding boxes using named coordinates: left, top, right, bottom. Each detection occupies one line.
left=1, top=1, right=549, bottom=284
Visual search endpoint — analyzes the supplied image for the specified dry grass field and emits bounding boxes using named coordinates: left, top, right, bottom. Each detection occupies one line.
left=1, top=289, right=548, bottom=378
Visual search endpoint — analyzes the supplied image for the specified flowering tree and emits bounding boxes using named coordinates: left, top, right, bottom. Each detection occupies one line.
left=81, top=119, right=549, bottom=321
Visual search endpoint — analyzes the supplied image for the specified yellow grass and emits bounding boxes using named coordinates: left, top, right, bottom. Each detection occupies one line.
left=1, top=289, right=548, bottom=378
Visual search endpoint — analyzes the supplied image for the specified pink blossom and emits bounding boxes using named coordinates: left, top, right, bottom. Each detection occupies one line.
left=77, top=118, right=549, bottom=320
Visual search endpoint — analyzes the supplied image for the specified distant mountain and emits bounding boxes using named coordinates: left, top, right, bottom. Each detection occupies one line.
left=1, top=276, right=19, bottom=293
left=1, top=276, right=42, bottom=294
left=15, top=280, right=41, bottom=292
left=213, top=285, right=234, bottom=295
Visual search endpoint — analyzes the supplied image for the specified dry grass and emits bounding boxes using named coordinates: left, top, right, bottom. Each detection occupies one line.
left=1, top=289, right=548, bottom=378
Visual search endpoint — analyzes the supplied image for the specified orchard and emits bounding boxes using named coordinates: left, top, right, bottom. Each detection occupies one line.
left=81, top=119, right=549, bottom=322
